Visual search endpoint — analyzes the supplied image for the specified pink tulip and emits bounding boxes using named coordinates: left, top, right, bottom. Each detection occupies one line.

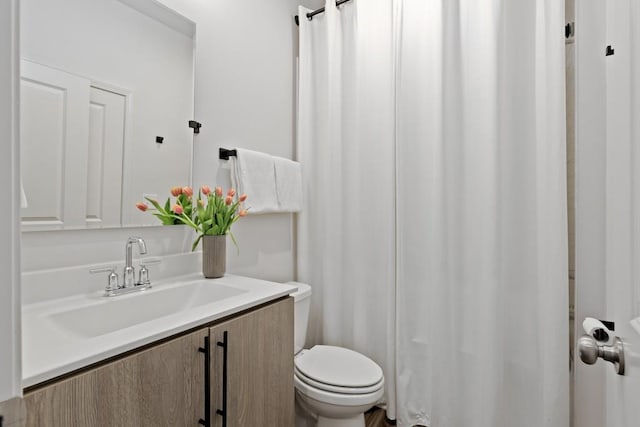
left=227, top=188, right=236, bottom=197
left=225, top=195, right=233, bottom=205
left=201, top=185, right=211, bottom=196
left=238, top=209, right=248, bottom=217
left=135, top=202, right=148, bottom=212
left=239, top=193, right=247, bottom=202
left=172, top=204, right=184, bottom=215
left=215, top=186, right=223, bottom=197
left=182, top=186, right=193, bottom=197
left=170, top=186, right=182, bottom=197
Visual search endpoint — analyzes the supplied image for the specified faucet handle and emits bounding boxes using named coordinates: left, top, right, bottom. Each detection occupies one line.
left=90, top=266, right=120, bottom=291
left=137, top=258, right=161, bottom=286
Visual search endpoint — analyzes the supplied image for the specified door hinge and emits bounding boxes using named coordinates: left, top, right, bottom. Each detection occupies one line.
left=565, top=22, right=575, bottom=40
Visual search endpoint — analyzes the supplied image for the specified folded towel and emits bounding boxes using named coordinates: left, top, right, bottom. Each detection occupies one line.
left=274, top=156, right=303, bottom=212
left=231, top=148, right=278, bottom=213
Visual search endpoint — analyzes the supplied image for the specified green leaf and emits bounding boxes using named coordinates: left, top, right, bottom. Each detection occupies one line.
left=146, top=197, right=166, bottom=213
left=191, top=234, right=203, bottom=252
left=229, top=231, right=239, bottom=254
left=197, top=205, right=206, bottom=223
left=152, top=213, right=174, bottom=225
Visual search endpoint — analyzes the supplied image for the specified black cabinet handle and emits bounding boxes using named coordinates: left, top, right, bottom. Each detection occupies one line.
left=216, top=331, right=228, bottom=427
left=198, top=336, right=211, bottom=427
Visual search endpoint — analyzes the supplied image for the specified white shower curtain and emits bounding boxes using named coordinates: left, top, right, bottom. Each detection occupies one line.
left=297, top=1, right=568, bottom=426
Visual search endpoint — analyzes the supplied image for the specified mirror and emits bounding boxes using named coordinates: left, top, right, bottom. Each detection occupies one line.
left=19, top=0, right=195, bottom=230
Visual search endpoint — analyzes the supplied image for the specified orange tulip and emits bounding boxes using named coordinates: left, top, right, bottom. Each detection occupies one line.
left=225, top=195, right=233, bottom=205
left=182, top=186, right=193, bottom=197
left=215, top=186, right=223, bottom=197
left=239, top=193, right=247, bottom=202
left=227, top=188, right=236, bottom=197
left=170, top=186, right=182, bottom=197
left=172, top=204, right=184, bottom=215
left=238, top=209, right=248, bottom=217
left=135, top=202, right=148, bottom=212
left=201, top=185, right=211, bottom=196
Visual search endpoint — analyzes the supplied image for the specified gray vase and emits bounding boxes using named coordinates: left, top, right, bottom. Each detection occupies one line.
left=202, top=234, right=226, bottom=278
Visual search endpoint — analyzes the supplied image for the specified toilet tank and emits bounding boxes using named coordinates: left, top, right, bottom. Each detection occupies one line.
left=288, top=282, right=311, bottom=355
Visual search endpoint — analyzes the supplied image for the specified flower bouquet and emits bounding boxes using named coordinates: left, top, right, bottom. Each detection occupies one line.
left=136, top=185, right=248, bottom=251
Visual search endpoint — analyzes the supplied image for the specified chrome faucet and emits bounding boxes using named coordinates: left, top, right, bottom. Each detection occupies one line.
left=90, top=237, right=158, bottom=297
left=124, top=236, right=147, bottom=288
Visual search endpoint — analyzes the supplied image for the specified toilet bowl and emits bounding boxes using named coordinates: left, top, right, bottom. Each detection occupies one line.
left=290, top=282, right=384, bottom=427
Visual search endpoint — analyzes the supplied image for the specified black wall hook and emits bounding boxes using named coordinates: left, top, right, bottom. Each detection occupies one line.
left=219, top=148, right=237, bottom=160
left=189, top=120, right=202, bottom=134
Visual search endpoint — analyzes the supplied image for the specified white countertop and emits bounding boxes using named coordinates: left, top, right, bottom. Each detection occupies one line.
left=22, top=273, right=297, bottom=388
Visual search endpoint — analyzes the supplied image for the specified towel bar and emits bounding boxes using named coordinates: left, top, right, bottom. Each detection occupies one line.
left=219, top=148, right=237, bottom=160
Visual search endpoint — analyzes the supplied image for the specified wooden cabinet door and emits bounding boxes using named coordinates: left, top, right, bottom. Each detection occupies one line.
left=24, top=328, right=208, bottom=427
left=209, top=298, right=294, bottom=427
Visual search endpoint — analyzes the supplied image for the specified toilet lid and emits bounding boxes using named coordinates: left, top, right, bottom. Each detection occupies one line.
left=294, top=345, right=383, bottom=388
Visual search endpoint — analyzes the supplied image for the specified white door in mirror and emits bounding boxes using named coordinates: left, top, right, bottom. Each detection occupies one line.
left=21, top=61, right=127, bottom=230
left=20, top=60, right=90, bottom=229
left=86, top=87, right=125, bottom=228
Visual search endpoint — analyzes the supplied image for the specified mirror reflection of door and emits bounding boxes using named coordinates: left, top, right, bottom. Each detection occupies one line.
left=20, top=61, right=127, bottom=230
left=87, top=86, right=126, bottom=228
left=20, top=61, right=90, bottom=229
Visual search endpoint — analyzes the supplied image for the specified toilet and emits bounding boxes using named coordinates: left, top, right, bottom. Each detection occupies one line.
left=290, top=282, right=385, bottom=427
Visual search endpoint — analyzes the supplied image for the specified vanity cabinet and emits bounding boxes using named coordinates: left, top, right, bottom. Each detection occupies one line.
left=209, top=297, right=294, bottom=427
left=23, top=297, right=294, bottom=427
left=24, top=328, right=208, bottom=427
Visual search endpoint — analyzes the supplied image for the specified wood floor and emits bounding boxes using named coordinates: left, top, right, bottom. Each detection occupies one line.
left=365, top=407, right=428, bottom=427
left=364, top=407, right=396, bottom=427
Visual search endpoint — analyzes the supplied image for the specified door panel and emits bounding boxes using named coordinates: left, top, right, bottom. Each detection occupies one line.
left=86, top=86, right=126, bottom=227
left=209, top=298, right=294, bottom=427
left=24, top=328, right=207, bottom=427
left=20, top=60, right=90, bottom=229
left=575, top=1, right=640, bottom=426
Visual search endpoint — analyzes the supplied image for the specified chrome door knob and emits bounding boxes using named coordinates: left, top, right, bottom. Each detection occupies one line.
left=578, top=335, right=600, bottom=365
left=578, top=334, right=625, bottom=375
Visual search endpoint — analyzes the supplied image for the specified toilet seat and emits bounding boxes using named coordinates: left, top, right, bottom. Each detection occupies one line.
left=294, top=366, right=384, bottom=395
left=294, top=374, right=385, bottom=407
left=294, top=345, right=385, bottom=407
left=295, top=345, right=383, bottom=387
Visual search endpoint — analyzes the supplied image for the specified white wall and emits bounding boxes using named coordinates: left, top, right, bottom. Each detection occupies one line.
left=146, top=0, right=323, bottom=282
left=0, top=0, right=21, bottom=401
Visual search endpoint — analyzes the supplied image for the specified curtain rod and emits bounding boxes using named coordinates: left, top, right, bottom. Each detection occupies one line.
left=294, top=0, right=353, bottom=26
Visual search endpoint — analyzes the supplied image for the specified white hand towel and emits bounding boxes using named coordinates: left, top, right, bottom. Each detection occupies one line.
left=230, top=148, right=278, bottom=214
left=274, top=156, right=303, bottom=212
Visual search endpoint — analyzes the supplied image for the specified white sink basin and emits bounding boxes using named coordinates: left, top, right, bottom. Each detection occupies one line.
left=48, top=280, right=247, bottom=338
left=23, top=273, right=297, bottom=387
